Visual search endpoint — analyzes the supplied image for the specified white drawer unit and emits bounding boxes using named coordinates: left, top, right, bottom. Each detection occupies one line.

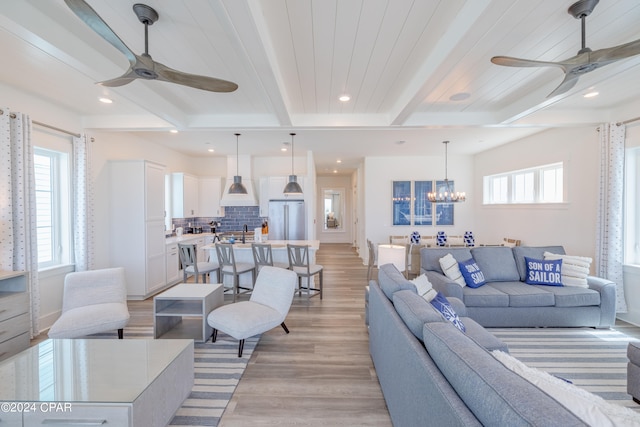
left=0, top=271, right=29, bottom=362
left=166, top=243, right=181, bottom=285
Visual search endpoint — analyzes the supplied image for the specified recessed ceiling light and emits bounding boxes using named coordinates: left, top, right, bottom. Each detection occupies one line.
left=333, top=170, right=338, bottom=174
left=584, top=91, right=599, bottom=98
left=98, top=97, right=113, bottom=104
left=169, top=129, right=178, bottom=134
left=336, top=159, right=342, bottom=163
left=339, top=94, right=351, bottom=102
left=449, top=92, right=470, bottom=101
left=207, top=148, right=214, bottom=153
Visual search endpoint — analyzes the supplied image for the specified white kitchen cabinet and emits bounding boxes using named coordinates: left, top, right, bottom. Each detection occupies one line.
left=110, top=160, right=169, bottom=299
left=166, top=243, right=180, bottom=285
left=172, top=173, right=199, bottom=218
left=0, top=271, right=29, bottom=362
left=199, top=177, right=225, bottom=217
left=259, top=176, right=305, bottom=216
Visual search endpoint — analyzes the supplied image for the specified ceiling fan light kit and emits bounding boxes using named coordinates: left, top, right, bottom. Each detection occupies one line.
left=64, top=0, right=238, bottom=93
left=490, top=0, right=640, bottom=98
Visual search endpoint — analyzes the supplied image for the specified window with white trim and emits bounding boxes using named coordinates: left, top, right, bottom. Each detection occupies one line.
left=34, top=147, right=72, bottom=269
left=483, top=162, right=564, bottom=204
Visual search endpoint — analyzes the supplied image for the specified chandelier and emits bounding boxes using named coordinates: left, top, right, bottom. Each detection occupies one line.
left=427, top=140, right=466, bottom=203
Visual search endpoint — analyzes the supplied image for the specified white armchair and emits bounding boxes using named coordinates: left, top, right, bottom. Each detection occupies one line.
left=48, top=267, right=130, bottom=339
left=207, top=266, right=297, bottom=357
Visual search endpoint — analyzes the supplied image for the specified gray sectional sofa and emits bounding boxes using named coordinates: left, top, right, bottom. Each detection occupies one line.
left=419, top=245, right=616, bottom=328
left=368, top=264, right=588, bottom=426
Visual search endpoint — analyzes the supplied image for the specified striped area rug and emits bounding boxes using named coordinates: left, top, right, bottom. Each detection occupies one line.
left=489, top=327, right=640, bottom=412
left=94, top=326, right=258, bottom=427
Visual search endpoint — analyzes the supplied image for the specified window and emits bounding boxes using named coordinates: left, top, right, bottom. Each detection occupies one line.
left=34, top=147, right=71, bottom=269
left=483, top=163, right=564, bottom=204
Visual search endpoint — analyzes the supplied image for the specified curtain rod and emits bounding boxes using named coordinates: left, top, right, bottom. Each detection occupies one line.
left=0, top=108, right=81, bottom=138
left=618, top=116, right=640, bottom=126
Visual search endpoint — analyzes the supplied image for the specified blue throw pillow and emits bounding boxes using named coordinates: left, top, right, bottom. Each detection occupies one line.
left=458, top=258, right=486, bottom=288
left=525, top=257, right=563, bottom=286
left=430, top=292, right=466, bottom=332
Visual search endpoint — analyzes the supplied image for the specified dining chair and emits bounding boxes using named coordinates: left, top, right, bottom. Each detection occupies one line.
left=287, top=244, right=323, bottom=299
left=178, top=243, right=220, bottom=283
left=251, top=243, right=289, bottom=273
left=216, top=243, right=256, bottom=302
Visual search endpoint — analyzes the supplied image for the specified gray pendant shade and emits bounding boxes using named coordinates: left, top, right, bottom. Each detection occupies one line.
left=283, top=132, right=303, bottom=195
left=229, top=133, right=247, bottom=194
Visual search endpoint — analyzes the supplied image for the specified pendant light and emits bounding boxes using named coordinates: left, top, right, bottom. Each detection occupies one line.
left=427, top=140, right=466, bottom=203
left=228, top=133, right=248, bottom=194
left=283, top=132, right=303, bottom=195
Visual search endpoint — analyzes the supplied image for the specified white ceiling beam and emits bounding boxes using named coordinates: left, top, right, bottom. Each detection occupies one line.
left=218, top=0, right=292, bottom=126
left=389, top=0, right=492, bottom=126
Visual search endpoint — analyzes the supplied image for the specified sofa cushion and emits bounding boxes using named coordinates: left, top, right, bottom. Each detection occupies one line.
left=461, top=318, right=509, bottom=353
left=430, top=293, right=466, bottom=332
left=489, top=282, right=555, bottom=307
left=393, top=290, right=444, bottom=340
left=439, top=253, right=466, bottom=286
left=422, top=322, right=585, bottom=426
left=378, top=263, right=416, bottom=300
left=420, top=247, right=472, bottom=274
left=524, top=257, right=563, bottom=286
left=512, top=246, right=566, bottom=281
left=462, top=285, right=509, bottom=307
left=470, top=247, right=520, bottom=282
left=458, top=258, right=486, bottom=288
left=531, top=285, right=600, bottom=307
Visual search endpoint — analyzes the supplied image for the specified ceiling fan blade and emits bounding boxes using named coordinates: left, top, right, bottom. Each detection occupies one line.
left=64, top=0, right=136, bottom=65
left=98, top=72, right=137, bottom=87
left=546, top=74, right=580, bottom=98
left=589, top=38, right=640, bottom=64
left=491, top=56, right=565, bottom=69
left=153, top=61, right=238, bottom=93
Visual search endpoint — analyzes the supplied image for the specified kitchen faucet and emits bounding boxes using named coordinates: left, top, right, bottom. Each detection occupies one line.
left=242, top=224, right=248, bottom=244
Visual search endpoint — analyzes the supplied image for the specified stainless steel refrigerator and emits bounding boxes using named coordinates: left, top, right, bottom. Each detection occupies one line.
left=268, top=200, right=305, bottom=240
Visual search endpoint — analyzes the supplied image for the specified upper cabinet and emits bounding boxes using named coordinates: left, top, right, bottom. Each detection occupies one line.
left=199, top=177, right=225, bottom=217
left=171, top=173, right=199, bottom=218
left=259, top=176, right=305, bottom=216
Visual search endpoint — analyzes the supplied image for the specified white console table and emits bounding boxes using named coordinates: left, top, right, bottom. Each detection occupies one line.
left=0, top=271, right=29, bottom=362
left=0, top=339, right=193, bottom=427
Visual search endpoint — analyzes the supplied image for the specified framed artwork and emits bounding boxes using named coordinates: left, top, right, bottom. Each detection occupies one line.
left=435, top=180, right=454, bottom=226
left=392, top=181, right=411, bottom=225
left=413, top=181, right=433, bottom=225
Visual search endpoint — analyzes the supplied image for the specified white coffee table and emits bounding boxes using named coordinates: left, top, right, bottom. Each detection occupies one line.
left=0, top=339, right=193, bottom=427
left=154, top=283, right=224, bottom=342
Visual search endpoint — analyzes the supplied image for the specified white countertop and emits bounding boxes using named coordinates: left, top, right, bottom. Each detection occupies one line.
left=202, top=240, right=320, bottom=250
left=165, top=232, right=217, bottom=244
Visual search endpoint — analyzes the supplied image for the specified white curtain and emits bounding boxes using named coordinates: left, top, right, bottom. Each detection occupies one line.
left=596, top=123, right=627, bottom=313
left=73, top=135, right=94, bottom=271
left=0, top=108, right=40, bottom=336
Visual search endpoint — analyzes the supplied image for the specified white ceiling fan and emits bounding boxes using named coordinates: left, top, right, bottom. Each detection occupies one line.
left=64, top=0, right=238, bottom=93
left=491, top=0, right=640, bottom=97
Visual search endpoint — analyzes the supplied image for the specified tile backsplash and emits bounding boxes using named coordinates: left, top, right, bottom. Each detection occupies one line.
left=172, top=206, right=264, bottom=233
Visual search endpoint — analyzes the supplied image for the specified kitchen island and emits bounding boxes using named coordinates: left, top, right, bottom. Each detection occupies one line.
left=202, top=240, right=320, bottom=288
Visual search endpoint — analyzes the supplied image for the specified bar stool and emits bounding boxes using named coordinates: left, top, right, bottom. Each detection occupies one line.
left=251, top=243, right=289, bottom=273
left=216, top=243, right=256, bottom=302
left=287, top=244, right=323, bottom=299
left=178, top=243, right=220, bottom=283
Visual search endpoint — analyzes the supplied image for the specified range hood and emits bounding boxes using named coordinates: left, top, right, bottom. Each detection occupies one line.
left=220, top=155, right=258, bottom=207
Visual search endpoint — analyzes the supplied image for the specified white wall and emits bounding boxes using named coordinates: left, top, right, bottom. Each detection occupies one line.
left=474, top=126, right=599, bottom=257
left=316, top=175, right=353, bottom=244
left=363, top=154, right=475, bottom=259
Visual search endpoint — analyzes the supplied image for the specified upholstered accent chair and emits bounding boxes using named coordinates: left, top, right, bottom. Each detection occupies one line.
left=207, top=266, right=297, bottom=357
left=48, top=267, right=130, bottom=339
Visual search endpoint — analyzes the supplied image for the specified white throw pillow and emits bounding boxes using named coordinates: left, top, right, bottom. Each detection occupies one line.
left=410, top=274, right=437, bottom=302
left=544, top=252, right=592, bottom=288
left=492, top=350, right=640, bottom=426
left=439, top=254, right=466, bottom=287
